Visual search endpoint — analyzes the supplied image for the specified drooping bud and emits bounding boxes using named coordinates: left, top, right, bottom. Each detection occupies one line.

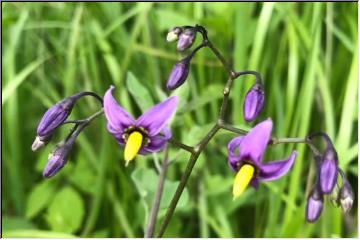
left=319, top=145, right=338, bottom=194
left=166, top=27, right=182, bottom=42
left=339, top=181, right=354, bottom=213
left=306, top=185, right=324, bottom=223
left=177, top=28, right=196, bottom=52
left=166, top=59, right=190, bottom=90
left=43, top=141, right=73, bottom=178
left=243, top=83, right=265, bottom=122
left=36, top=96, right=76, bottom=137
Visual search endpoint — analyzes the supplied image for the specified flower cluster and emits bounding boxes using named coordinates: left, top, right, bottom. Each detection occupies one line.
left=32, top=92, right=103, bottom=178
left=305, top=133, right=354, bottom=222
left=32, top=24, right=353, bottom=230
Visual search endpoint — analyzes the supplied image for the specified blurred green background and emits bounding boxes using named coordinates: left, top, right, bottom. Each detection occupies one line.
left=2, top=2, right=358, bottom=238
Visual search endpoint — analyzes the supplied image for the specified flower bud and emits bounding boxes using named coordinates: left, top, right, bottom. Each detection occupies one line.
left=36, top=97, right=76, bottom=137
left=306, top=186, right=324, bottom=223
left=166, top=27, right=182, bottom=42
left=243, top=83, right=265, bottom=122
left=339, top=181, right=354, bottom=213
left=177, top=28, right=196, bottom=52
left=319, top=146, right=338, bottom=194
left=43, top=141, right=73, bottom=178
left=166, top=60, right=190, bottom=90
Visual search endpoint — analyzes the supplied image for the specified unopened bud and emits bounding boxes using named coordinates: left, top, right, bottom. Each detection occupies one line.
left=243, top=83, right=265, bottom=122
left=43, top=141, right=73, bottom=178
left=339, top=181, right=354, bottom=213
left=319, top=146, right=338, bottom=194
left=166, top=60, right=190, bottom=90
left=306, top=186, right=324, bottom=223
left=177, top=28, right=196, bottom=51
left=36, top=97, right=76, bottom=137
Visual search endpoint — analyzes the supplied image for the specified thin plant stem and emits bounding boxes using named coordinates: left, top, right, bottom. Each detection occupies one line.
left=145, top=146, right=170, bottom=238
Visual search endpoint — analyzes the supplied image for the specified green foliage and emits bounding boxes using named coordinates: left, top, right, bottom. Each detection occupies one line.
left=2, top=2, right=358, bottom=238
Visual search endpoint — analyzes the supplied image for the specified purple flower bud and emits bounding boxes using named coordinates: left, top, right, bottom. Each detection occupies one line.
left=319, top=146, right=338, bottom=194
left=43, top=141, right=73, bottom=178
left=339, top=181, right=354, bottom=213
left=243, top=83, right=265, bottom=122
left=36, top=97, right=76, bottom=137
left=306, top=186, right=324, bottom=223
left=177, top=28, right=196, bottom=51
left=166, top=60, right=190, bottom=90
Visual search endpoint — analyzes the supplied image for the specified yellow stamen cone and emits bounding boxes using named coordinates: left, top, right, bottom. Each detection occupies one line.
left=233, top=164, right=255, bottom=200
left=124, top=131, right=143, bottom=164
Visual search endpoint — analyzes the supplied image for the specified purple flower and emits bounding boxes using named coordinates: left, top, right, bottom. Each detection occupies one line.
left=166, top=60, right=190, bottom=90
left=227, top=118, right=296, bottom=198
left=243, top=83, right=265, bottom=122
left=319, top=145, right=338, bottom=194
left=177, top=28, right=196, bottom=51
left=43, top=141, right=73, bottom=178
left=104, top=86, right=178, bottom=165
left=306, top=185, right=324, bottom=222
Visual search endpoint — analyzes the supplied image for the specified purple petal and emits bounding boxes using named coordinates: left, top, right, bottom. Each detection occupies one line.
left=227, top=136, right=244, bottom=171
left=139, top=127, right=172, bottom=154
left=104, top=86, right=135, bottom=134
left=238, top=118, right=273, bottom=164
left=136, top=96, right=178, bottom=136
left=257, top=151, right=297, bottom=182
left=43, top=155, right=66, bottom=178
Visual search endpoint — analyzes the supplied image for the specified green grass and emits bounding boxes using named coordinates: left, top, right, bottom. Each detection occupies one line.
left=2, top=2, right=358, bottom=238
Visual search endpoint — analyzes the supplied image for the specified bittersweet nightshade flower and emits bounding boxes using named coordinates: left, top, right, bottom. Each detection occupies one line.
left=227, top=118, right=297, bottom=199
left=306, top=185, right=324, bottom=222
left=177, top=28, right=196, bottom=51
left=166, top=59, right=190, bottom=90
left=43, top=140, right=73, bottom=178
left=32, top=96, right=76, bottom=151
left=104, top=86, right=178, bottom=165
left=243, top=83, right=265, bottom=122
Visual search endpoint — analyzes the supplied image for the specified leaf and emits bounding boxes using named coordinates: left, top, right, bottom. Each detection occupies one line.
left=126, top=71, right=154, bottom=112
left=3, top=216, right=36, bottom=231
left=25, top=181, right=56, bottom=219
left=68, top=155, right=96, bottom=195
left=2, top=229, right=76, bottom=238
left=45, top=186, right=85, bottom=234
left=2, top=57, right=48, bottom=105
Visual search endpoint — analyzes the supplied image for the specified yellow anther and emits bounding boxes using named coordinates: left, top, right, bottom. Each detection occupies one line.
left=233, top=164, right=255, bottom=199
left=124, top=131, right=143, bottom=165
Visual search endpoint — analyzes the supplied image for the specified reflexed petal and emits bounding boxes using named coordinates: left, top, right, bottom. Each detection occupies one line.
left=257, top=151, right=297, bottom=181
left=140, top=127, right=172, bottom=154
left=136, top=96, right=178, bottom=136
left=227, top=136, right=244, bottom=171
left=238, top=118, right=273, bottom=163
left=104, top=86, right=135, bottom=133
